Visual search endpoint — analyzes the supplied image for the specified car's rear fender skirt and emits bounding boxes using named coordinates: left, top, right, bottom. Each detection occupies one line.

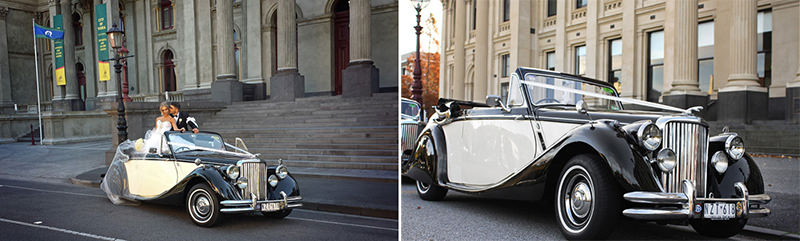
left=404, top=124, right=447, bottom=186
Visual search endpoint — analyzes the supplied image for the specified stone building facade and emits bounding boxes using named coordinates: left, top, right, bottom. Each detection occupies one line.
left=438, top=0, right=800, bottom=122
left=0, top=0, right=398, bottom=112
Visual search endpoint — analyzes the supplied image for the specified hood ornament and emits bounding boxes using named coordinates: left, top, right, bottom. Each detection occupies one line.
left=686, top=106, right=703, bottom=116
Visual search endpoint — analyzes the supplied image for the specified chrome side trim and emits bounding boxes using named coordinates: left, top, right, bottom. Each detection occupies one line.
left=623, top=191, right=688, bottom=204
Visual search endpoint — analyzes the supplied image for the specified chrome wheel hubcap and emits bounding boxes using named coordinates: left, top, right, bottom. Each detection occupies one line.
left=557, top=165, right=595, bottom=234
left=196, top=196, right=210, bottom=216
left=416, top=180, right=430, bottom=193
left=570, top=182, right=593, bottom=218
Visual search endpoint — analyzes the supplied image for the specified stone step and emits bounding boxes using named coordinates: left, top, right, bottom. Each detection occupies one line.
left=257, top=153, right=396, bottom=163
left=235, top=136, right=397, bottom=145
left=241, top=143, right=396, bottom=150
left=215, top=131, right=398, bottom=139
left=203, top=121, right=398, bottom=129
left=208, top=126, right=397, bottom=134
left=203, top=116, right=397, bottom=125
left=250, top=147, right=397, bottom=157
left=226, top=100, right=397, bottom=110
left=283, top=159, right=398, bottom=171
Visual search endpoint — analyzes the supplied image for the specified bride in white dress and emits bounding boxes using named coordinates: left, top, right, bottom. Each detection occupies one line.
left=141, top=102, right=181, bottom=153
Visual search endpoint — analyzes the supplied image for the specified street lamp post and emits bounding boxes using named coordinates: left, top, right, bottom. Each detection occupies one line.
left=410, top=0, right=429, bottom=106
left=107, top=23, right=129, bottom=142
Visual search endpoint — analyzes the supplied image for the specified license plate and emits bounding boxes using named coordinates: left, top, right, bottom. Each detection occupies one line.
left=261, top=202, right=283, bottom=212
left=704, top=202, right=736, bottom=220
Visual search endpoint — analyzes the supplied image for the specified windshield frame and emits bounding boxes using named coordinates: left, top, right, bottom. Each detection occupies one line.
left=521, top=72, right=623, bottom=110
left=164, top=131, right=227, bottom=154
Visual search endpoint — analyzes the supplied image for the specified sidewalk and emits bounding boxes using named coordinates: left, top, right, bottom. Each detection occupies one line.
left=0, top=141, right=398, bottom=219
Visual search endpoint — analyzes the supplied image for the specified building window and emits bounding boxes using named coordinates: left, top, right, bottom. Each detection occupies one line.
left=576, top=0, right=587, bottom=9
left=234, top=29, right=241, bottom=79
left=574, top=45, right=586, bottom=76
left=647, top=30, right=664, bottom=103
left=162, top=50, right=176, bottom=92
left=608, top=38, right=622, bottom=92
left=160, top=0, right=173, bottom=30
left=502, top=0, right=510, bottom=22
left=501, top=82, right=509, bottom=103
left=501, top=54, right=510, bottom=77
left=547, top=0, right=557, bottom=17
left=757, top=10, right=772, bottom=87
left=471, top=0, right=476, bottom=30
left=72, top=13, right=82, bottom=46
left=698, top=21, right=714, bottom=94
left=546, top=51, right=555, bottom=71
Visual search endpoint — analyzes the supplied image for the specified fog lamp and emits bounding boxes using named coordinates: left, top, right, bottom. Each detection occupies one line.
left=268, top=175, right=279, bottom=187
left=236, top=176, right=248, bottom=189
left=656, top=148, right=676, bottom=173
left=711, top=151, right=729, bottom=174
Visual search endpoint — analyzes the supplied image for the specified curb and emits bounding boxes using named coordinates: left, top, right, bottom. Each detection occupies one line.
left=743, top=225, right=800, bottom=240
left=69, top=177, right=101, bottom=188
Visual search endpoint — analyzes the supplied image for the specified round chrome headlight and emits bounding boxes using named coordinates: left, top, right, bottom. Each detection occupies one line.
left=711, top=151, right=729, bottom=174
left=268, top=175, right=279, bottom=187
left=725, top=135, right=745, bottom=160
left=236, top=176, right=248, bottom=189
left=656, top=148, right=677, bottom=173
left=638, top=123, right=662, bottom=151
left=225, top=165, right=240, bottom=180
left=276, top=165, right=288, bottom=179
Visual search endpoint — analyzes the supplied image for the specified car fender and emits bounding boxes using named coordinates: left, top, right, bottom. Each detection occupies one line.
left=707, top=133, right=765, bottom=197
left=404, top=123, right=447, bottom=186
left=159, top=166, right=242, bottom=203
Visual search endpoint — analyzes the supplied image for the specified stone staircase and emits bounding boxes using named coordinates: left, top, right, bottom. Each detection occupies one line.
left=201, top=93, right=399, bottom=180
left=708, top=120, right=800, bottom=155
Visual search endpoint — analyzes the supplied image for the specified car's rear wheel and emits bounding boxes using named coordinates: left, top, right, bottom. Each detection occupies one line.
left=187, top=183, right=221, bottom=227
left=690, top=218, right=747, bottom=238
left=416, top=179, right=447, bottom=201
left=555, top=154, right=620, bottom=239
left=262, top=209, right=292, bottom=219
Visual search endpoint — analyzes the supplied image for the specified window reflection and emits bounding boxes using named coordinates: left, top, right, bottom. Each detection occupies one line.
left=647, top=30, right=664, bottom=103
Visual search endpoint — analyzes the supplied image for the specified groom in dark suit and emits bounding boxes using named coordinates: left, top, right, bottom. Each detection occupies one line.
left=169, top=102, right=199, bottom=133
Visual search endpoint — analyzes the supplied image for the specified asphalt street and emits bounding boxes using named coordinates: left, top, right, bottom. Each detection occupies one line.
left=0, top=178, right=398, bottom=240
left=401, top=157, right=799, bottom=240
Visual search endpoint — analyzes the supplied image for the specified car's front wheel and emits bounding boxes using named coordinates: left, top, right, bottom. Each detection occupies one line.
left=262, top=209, right=292, bottom=219
left=416, top=180, right=447, bottom=201
left=690, top=218, right=747, bottom=238
left=187, top=183, right=221, bottom=227
left=555, top=154, right=621, bottom=239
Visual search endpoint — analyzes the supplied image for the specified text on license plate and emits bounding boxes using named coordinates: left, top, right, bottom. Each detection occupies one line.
left=261, top=202, right=283, bottom=212
left=704, top=202, right=735, bottom=220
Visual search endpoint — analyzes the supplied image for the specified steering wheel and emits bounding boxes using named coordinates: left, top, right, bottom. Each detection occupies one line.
left=173, top=146, right=189, bottom=153
left=535, top=98, right=561, bottom=104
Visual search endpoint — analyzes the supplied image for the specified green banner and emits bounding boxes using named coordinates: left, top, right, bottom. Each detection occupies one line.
left=53, top=14, right=65, bottom=86
left=95, top=3, right=110, bottom=81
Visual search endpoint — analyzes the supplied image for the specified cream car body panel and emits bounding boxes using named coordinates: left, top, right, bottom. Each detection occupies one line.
left=124, top=159, right=179, bottom=197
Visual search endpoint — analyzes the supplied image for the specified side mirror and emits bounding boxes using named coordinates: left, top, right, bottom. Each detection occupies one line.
left=235, top=137, right=248, bottom=152
left=486, top=95, right=511, bottom=112
left=576, top=100, right=588, bottom=114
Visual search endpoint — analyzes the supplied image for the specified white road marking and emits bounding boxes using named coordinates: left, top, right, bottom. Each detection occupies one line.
left=0, top=217, right=125, bottom=241
left=1, top=183, right=397, bottom=232
left=34, top=221, right=42, bottom=224
left=287, top=217, right=398, bottom=232
left=0, top=184, right=106, bottom=198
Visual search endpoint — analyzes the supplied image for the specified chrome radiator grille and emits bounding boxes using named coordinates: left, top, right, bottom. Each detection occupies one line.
left=661, top=121, right=708, bottom=197
left=241, top=162, right=267, bottom=200
left=401, top=123, right=421, bottom=152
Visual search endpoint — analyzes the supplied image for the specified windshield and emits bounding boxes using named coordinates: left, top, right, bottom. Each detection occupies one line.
left=524, top=74, right=622, bottom=111
left=401, top=100, right=421, bottom=120
left=167, top=133, right=225, bottom=152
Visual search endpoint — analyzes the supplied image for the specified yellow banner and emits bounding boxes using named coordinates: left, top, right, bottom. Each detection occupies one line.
left=98, top=61, right=110, bottom=81
left=56, top=67, right=66, bottom=86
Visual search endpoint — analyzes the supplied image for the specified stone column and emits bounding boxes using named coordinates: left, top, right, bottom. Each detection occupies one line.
left=210, top=0, right=243, bottom=104
left=554, top=0, right=567, bottom=72
left=663, top=0, right=707, bottom=109
left=56, top=0, right=82, bottom=111
left=438, top=2, right=450, bottom=98
left=180, top=0, right=198, bottom=90
left=342, top=0, right=378, bottom=97
left=0, top=7, right=12, bottom=113
left=620, top=0, right=636, bottom=98
left=472, top=0, right=488, bottom=102
left=244, top=0, right=266, bottom=100
left=269, top=0, right=304, bottom=102
left=718, top=0, right=767, bottom=122
left=452, top=0, right=466, bottom=99
left=584, top=0, right=599, bottom=79
left=510, top=0, right=531, bottom=75
left=787, top=4, right=800, bottom=123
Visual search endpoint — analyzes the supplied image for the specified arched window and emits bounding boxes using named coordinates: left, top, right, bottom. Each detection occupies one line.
left=76, top=63, right=86, bottom=109
left=72, top=12, right=82, bottom=46
left=160, top=0, right=173, bottom=30
left=162, top=50, right=176, bottom=92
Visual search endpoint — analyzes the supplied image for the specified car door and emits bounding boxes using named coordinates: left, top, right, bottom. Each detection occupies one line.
left=124, top=136, right=179, bottom=198
left=442, top=107, right=540, bottom=186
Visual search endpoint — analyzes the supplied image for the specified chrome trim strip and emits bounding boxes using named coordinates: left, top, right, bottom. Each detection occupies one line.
left=622, top=181, right=770, bottom=220
left=220, top=195, right=303, bottom=213
left=622, top=208, right=691, bottom=220
left=624, top=191, right=688, bottom=204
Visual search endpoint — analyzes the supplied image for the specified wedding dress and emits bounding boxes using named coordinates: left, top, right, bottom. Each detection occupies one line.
left=102, top=120, right=171, bottom=205
left=142, top=120, right=172, bottom=153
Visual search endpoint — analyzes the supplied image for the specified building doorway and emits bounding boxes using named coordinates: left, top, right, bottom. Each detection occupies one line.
left=333, top=0, right=349, bottom=96
left=76, top=63, right=86, bottom=110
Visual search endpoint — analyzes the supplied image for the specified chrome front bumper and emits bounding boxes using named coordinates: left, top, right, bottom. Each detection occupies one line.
left=623, top=180, right=770, bottom=220
left=219, top=191, right=303, bottom=214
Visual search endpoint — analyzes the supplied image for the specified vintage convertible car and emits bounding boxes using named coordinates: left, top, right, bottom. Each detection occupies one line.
left=401, top=98, right=426, bottom=169
left=404, top=68, right=770, bottom=239
left=102, top=131, right=302, bottom=227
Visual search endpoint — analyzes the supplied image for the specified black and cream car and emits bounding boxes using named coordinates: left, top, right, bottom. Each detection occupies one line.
left=401, top=98, right=426, bottom=168
left=103, top=131, right=301, bottom=227
left=404, top=68, right=770, bottom=239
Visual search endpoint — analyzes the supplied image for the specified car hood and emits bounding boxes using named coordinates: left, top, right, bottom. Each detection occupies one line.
left=174, top=152, right=249, bottom=165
